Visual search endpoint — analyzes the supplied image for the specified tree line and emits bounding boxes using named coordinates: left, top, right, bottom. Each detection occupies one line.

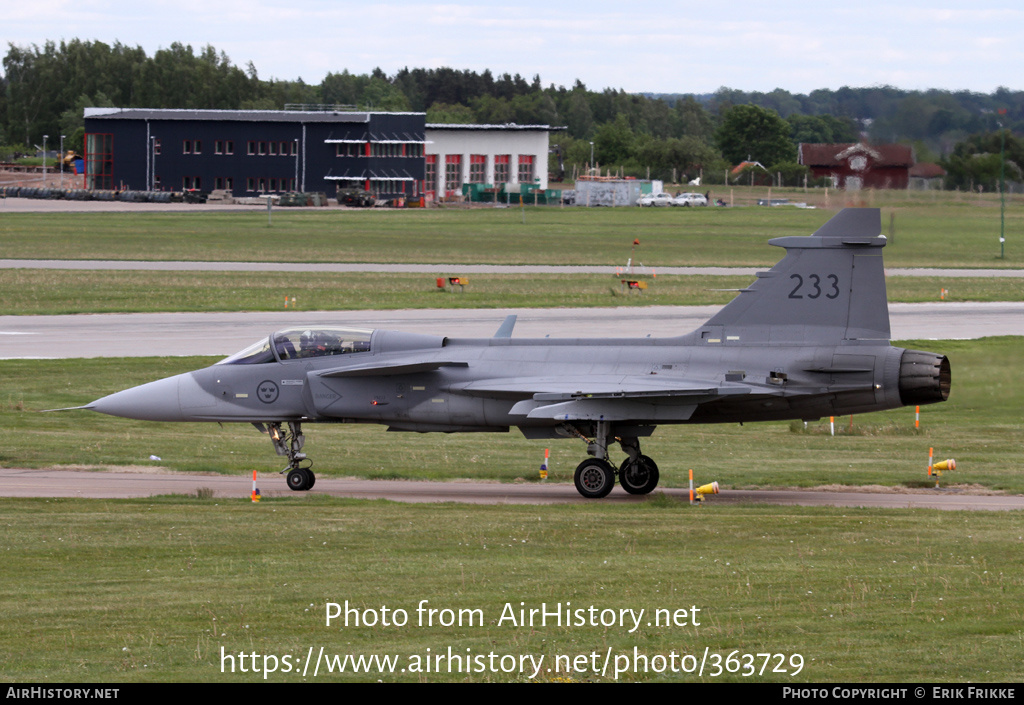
left=2, top=39, right=1021, bottom=189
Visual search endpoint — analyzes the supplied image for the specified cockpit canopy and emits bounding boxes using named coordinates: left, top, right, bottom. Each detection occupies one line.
left=218, top=327, right=374, bottom=365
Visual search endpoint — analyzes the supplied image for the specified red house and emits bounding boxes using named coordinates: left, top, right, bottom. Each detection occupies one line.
left=798, top=142, right=914, bottom=190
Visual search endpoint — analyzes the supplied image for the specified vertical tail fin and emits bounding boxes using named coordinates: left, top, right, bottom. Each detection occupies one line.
left=704, top=208, right=890, bottom=342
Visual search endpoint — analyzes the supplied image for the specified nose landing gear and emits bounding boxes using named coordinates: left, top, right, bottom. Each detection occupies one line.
left=255, top=421, right=316, bottom=491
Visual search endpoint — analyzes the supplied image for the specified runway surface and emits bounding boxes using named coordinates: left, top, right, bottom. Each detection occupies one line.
left=1, top=302, right=1021, bottom=358
left=2, top=468, right=1021, bottom=510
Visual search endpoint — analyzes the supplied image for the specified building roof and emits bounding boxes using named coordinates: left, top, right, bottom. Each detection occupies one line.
left=798, top=142, right=914, bottom=168
left=426, top=123, right=566, bottom=132
left=84, top=107, right=424, bottom=123
left=909, top=162, right=947, bottom=179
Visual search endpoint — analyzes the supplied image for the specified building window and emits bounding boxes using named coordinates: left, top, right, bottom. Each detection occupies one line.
left=425, top=155, right=437, bottom=196
left=183, top=140, right=192, bottom=154
left=258, top=142, right=267, bottom=156
left=153, top=138, right=161, bottom=155
left=336, top=143, right=360, bottom=157
left=225, top=177, right=233, bottom=190
left=246, top=177, right=255, bottom=191
left=215, top=140, right=223, bottom=155
left=494, top=154, right=510, bottom=183
left=269, top=142, right=277, bottom=156
left=518, top=155, right=534, bottom=184
left=445, top=154, right=462, bottom=194
left=248, top=141, right=256, bottom=156
left=469, top=155, right=486, bottom=184
left=225, top=141, right=234, bottom=155
left=215, top=177, right=223, bottom=190
left=193, top=140, right=201, bottom=155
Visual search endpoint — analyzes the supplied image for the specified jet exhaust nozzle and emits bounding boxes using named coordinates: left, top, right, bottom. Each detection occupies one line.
left=898, top=350, right=951, bottom=406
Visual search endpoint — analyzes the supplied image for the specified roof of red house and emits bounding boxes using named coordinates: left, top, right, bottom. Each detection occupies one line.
left=798, top=143, right=914, bottom=168
left=908, top=162, right=947, bottom=178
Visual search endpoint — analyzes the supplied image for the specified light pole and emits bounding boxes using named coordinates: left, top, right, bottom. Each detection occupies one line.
left=151, top=137, right=157, bottom=191
left=999, top=121, right=1006, bottom=259
left=42, top=135, right=48, bottom=181
left=294, top=138, right=299, bottom=193
left=59, top=134, right=65, bottom=188
left=589, top=141, right=594, bottom=172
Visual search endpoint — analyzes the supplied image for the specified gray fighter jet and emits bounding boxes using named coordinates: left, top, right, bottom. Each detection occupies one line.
left=82, top=208, right=949, bottom=498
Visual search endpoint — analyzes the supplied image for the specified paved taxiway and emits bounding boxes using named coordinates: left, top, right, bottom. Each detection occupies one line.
left=2, top=302, right=1022, bottom=358
left=2, top=469, right=1022, bottom=510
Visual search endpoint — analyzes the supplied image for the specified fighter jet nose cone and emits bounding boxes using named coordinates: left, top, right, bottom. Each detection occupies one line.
left=89, top=375, right=184, bottom=421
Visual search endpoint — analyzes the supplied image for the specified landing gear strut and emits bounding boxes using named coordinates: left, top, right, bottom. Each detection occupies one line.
left=568, top=421, right=660, bottom=499
left=257, top=421, right=315, bottom=491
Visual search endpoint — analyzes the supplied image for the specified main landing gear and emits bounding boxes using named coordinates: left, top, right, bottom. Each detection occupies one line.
left=570, top=421, right=660, bottom=499
left=256, top=421, right=316, bottom=491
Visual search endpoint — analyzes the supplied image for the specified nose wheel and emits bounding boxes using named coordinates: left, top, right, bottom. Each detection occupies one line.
left=286, top=467, right=316, bottom=491
left=257, top=421, right=316, bottom=492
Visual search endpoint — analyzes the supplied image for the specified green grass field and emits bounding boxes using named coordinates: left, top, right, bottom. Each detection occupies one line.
left=1, top=496, right=1022, bottom=682
left=1, top=269, right=1021, bottom=314
left=0, top=202, right=1019, bottom=267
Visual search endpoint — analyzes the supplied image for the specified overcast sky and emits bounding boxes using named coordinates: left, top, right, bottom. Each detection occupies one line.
left=7, top=0, right=1024, bottom=95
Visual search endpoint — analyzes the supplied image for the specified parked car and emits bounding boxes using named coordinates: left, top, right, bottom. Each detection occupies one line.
left=636, top=192, right=675, bottom=207
left=673, top=192, right=708, bottom=207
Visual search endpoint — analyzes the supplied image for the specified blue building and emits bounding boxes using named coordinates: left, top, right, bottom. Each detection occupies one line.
left=82, top=108, right=426, bottom=198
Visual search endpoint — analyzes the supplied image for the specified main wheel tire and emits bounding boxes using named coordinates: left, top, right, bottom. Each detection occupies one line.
left=306, top=470, right=316, bottom=489
left=287, top=468, right=311, bottom=491
left=618, top=455, right=660, bottom=494
left=574, top=459, right=616, bottom=499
